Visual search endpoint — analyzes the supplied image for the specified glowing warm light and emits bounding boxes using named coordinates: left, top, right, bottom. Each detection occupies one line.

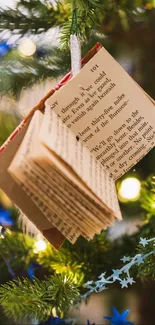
left=119, top=177, right=141, bottom=201
left=34, top=239, right=47, bottom=253
left=152, top=202, right=155, bottom=209
left=18, top=38, right=36, bottom=57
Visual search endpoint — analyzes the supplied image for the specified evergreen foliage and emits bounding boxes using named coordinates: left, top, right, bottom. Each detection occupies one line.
left=0, top=230, right=35, bottom=281
left=38, top=243, right=85, bottom=285
left=0, top=47, right=71, bottom=96
left=137, top=239, right=155, bottom=280
left=0, top=275, right=79, bottom=322
left=0, top=0, right=152, bottom=39
left=0, top=0, right=69, bottom=35
left=60, top=0, right=101, bottom=47
left=0, top=1, right=155, bottom=324
left=1, top=229, right=155, bottom=323
left=0, top=0, right=155, bottom=95
left=140, top=175, right=155, bottom=218
left=0, top=111, right=19, bottom=146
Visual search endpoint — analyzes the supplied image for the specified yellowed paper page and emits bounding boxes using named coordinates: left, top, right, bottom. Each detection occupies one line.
left=46, top=46, right=155, bottom=180
left=31, top=146, right=115, bottom=230
left=40, top=107, right=122, bottom=220
left=23, top=159, right=102, bottom=240
left=8, top=111, right=80, bottom=243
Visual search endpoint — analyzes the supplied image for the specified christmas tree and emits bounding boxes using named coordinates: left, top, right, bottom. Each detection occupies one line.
left=0, top=1, right=155, bottom=324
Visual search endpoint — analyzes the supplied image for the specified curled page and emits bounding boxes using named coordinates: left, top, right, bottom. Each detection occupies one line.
left=8, top=111, right=80, bottom=243
left=40, top=106, right=122, bottom=221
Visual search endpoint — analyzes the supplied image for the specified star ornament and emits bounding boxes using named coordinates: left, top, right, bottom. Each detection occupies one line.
left=121, top=256, right=131, bottom=263
left=127, top=277, right=136, bottom=285
left=112, top=269, right=121, bottom=280
left=139, top=237, right=148, bottom=247
left=120, top=279, right=128, bottom=288
left=85, top=281, right=93, bottom=288
left=99, top=272, right=106, bottom=279
left=136, top=255, right=144, bottom=265
left=104, top=307, right=133, bottom=325
left=95, top=284, right=107, bottom=292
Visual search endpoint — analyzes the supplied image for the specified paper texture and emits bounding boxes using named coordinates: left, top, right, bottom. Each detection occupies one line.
left=46, top=47, right=155, bottom=180
left=0, top=118, right=65, bottom=248
left=2, top=42, right=155, bottom=248
left=40, top=106, right=121, bottom=221
left=0, top=43, right=106, bottom=248
left=8, top=110, right=118, bottom=242
left=8, top=111, right=80, bottom=243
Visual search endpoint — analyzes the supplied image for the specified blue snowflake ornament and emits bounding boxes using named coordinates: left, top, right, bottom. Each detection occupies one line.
left=0, top=208, right=14, bottom=226
left=83, top=237, right=155, bottom=298
left=104, top=307, right=133, bottom=325
left=0, top=42, right=11, bottom=56
left=27, top=262, right=41, bottom=280
left=41, top=317, right=66, bottom=325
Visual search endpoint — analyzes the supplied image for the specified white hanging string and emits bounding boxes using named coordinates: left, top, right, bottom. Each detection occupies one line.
left=70, top=34, right=81, bottom=76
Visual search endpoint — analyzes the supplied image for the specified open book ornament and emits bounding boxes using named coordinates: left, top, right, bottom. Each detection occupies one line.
left=0, top=43, right=155, bottom=249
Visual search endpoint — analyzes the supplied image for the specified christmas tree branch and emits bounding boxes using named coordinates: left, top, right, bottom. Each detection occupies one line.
left=60, top=0, right=101, bottom=48
left=82, top=237, right=155, bottom=299
left=140, top=175, right=155, bottom=217
left=0, top=275, right=79, bottom=322
left=0, top=112, right=19, bottom=146
left=0, top=0, right=152, bottom=44
left=0, top=47, right=71, bottom=96
left=0, top=1, right=69, bottom=35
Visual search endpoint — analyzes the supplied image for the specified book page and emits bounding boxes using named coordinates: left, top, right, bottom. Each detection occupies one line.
left=8, top=110, right=115, bottom=241
left=25, top=159, right=106, bottom=239
left=8, top=111, right=80, bottom=243
left=18, top=160, right=81, bottom=243
left=46, top=46, right=155, bottom=180
left=40, top=107, right=122, bottom=220
left=32, top=146, right=115, bottom=228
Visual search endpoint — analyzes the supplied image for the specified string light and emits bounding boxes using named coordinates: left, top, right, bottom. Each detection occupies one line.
left=18, top=38, right=36, bottom=57
left=34, top=239, right=47, bottom=253
left=118, top=177, right=141, bottom=202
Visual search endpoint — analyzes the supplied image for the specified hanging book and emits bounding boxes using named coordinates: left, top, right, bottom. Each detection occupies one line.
left=0, top=43, right=155, bottom=248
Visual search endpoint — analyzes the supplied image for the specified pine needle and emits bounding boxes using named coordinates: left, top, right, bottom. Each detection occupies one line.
left=0, top=275, right=79, bottom=322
